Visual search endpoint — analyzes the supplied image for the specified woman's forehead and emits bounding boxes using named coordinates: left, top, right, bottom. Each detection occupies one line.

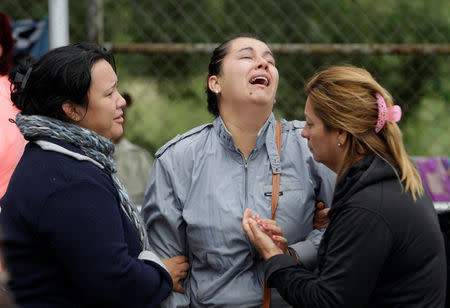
left=229, top=37, right=271, bottom=54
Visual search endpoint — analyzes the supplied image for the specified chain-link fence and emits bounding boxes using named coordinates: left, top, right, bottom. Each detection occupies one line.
left=3, top=0, right=449, bottom=155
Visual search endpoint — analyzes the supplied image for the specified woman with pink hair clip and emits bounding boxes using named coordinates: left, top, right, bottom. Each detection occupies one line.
left=243, top=66, right=446, bottom=307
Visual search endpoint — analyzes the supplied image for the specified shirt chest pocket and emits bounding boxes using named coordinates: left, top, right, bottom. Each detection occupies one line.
left=262, top=180, right=312, bottom=243
left=263, top=181, right=303, bottom=197
left=263, top=181, right=307, bottom=223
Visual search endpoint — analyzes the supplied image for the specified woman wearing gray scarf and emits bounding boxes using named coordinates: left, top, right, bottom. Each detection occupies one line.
left=0, top=43, right=188, bottom=307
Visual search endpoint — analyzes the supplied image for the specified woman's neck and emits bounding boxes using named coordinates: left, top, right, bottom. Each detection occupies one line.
left=336, top=153, right=368, bottom=179
left=220, top=105, right=272, bottom=159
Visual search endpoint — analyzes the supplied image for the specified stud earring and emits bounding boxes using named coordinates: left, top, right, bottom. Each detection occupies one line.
left=215, top=90, right=219, bottom=94
left=337, top=141, right=342, bottom=147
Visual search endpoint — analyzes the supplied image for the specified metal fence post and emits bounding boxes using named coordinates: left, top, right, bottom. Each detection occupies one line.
left=48, top=0, right=69, bottom=49
left=88, top=0, right=104, bottom=45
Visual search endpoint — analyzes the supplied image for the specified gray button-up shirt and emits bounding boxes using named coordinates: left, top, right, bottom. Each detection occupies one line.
left=142, top=113, right=335, bottom=307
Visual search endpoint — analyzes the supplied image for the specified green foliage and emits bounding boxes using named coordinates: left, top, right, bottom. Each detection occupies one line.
left=402, top=60, right=450, bottom=156
left=5, top=0, right=449, bottom=156
left=403, top=97, right=450, bottom=156
left=2, top=1, right=48, bottom=20
left=120, top=76, right=213, bottom=155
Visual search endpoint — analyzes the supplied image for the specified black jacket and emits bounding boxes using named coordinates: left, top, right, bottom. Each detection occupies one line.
left=0, top=138, right=172, bottom=307
left=265, top=155, right=446, bottom=307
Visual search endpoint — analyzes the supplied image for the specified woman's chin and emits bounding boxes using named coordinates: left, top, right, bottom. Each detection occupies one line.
left=110, top=128, right=124, bottom=142
left=312, top=153, right=321, bottom=164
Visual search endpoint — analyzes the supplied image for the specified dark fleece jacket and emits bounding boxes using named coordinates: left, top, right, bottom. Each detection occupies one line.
left=265, top=155, right=446, bottom=308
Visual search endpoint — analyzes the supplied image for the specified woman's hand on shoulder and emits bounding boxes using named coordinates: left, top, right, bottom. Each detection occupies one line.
left=161, top=255, right=189, bottom=293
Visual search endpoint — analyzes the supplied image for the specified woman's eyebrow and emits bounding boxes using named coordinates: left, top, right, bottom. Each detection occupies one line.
left=104, top=81, right=117, bottom=93
left=264, top=50, right=274, bottom=57
left=237, top=47, right=254, bottom=53
left=237, top=47, right=274, bottom=58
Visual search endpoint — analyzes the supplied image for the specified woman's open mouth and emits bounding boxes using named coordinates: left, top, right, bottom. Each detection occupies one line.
left=249, top=74, right=270, bottom=87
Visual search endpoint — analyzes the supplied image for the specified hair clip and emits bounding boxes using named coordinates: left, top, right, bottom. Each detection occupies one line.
left=375, top=93, right=402, bottom=133
left=14, top=67, right=33, bottom=89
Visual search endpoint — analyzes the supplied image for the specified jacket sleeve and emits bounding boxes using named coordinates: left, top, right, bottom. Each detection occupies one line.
left=141, top=156, right=190, bottom=308
left=290, top=157, right=336, bottom=269
left=39, top=180, right=172, bottom=307
left=265, top=207, right=392, bottom=308
left=289, top=229, right=324, bottom=270
left=312, top=159, right=336, bottom=206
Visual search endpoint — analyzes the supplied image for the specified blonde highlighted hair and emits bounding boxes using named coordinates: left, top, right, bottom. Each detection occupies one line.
left=305, top=66, right=423, bottom=200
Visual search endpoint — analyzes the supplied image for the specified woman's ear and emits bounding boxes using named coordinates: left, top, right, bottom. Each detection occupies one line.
left=62, top=101, right=82, bottom=122
left=337, top=129, right=348, bottom=146
left=208, top=75, right=221, bottom=94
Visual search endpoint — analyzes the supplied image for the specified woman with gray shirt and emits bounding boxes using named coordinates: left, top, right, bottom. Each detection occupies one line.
left=142, top=35, right=335, bottom=307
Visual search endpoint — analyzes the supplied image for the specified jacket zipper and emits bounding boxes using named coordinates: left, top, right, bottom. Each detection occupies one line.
left=244, top=157, right=248, bottom=208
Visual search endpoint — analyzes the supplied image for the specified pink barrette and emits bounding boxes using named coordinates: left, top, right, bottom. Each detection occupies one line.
left=375, top=93, right=402, bottom=133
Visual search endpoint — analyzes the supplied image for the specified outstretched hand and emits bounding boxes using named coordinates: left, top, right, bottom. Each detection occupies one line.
left=242, top=208, right=284, bottom=261
left=161, top=255, right=189, bottom=293
left=250, top=213, right=288, bottom=254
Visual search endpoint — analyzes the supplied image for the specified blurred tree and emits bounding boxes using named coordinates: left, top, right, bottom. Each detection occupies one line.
left=5, top=0, right=448, bottom=154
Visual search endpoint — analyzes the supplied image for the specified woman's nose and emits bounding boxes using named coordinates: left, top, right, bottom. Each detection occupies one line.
left=301, top=128, right=308, bottom=139
left=257, top=58, right=269, bottom=70
left=118, top=93, right=127, bottom=108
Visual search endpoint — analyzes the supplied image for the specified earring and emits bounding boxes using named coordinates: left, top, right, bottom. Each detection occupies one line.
left=337, top=141, right=342, bottom=147
left=215, top=90, right=219, bottom=94
left=274, top=98, right=277, bottom=104
left=72, top=115, right=80, bottom=122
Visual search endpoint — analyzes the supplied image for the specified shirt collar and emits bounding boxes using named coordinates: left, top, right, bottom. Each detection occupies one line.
left=213, top=113, right=276, bottom=154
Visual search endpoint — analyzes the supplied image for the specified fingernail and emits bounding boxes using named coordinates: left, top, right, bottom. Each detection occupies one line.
left=259, top=220, right=263, bottom=224
left=264, top=223, right=268, bottom=228
left=274, top=235, right=278, bottom=239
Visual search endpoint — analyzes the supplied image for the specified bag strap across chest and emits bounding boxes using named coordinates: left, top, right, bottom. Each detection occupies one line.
left=263, top=121, right=282, bottom=308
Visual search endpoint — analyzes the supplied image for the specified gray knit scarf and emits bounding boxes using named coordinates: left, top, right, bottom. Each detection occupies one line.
left=15, top=113, right=150, bottom=250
